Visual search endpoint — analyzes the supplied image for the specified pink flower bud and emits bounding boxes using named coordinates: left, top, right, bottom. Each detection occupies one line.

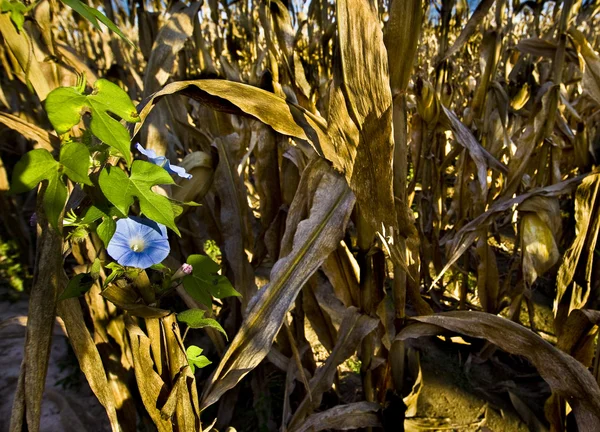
left=173, top=263, right=193, bottom=280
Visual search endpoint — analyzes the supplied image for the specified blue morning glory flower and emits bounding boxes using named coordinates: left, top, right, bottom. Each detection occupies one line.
left=135, top=143, right=192, bottom=179
left=106, top=216, right=170, bottom=269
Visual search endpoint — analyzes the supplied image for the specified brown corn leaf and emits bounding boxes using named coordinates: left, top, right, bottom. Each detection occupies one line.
left=321, top=241, right=360, bottom=308
left=0, top=112, right=58, bottom=151
left=385, top=0, right=423, bottom=95
left=569, top=29, right=600, bottom=108
left=326, top=0, right=396, bottom=233
left=143, top=1, right=201, bottom=95
left=555, top=174, right=600, bottom=314
left=287, top=307, right=379, bottom=428
left=57, top=295, right=120, bottom=431
left=396, top=311, right=600, bottom=428
left=0, top=14, right=52, bottom=100
left=199, top=158, right=355, bottom=410
left=211, top=135, right=255, bottom=304
left=134, top=79, right=331, bottom=158
left=251, top=123, right=282, bottom=263
left=517, top=38, right=578, bottom=63
left=303, top=275, right=338, bottom=352
left=125, top=317, right=173, bottom=432
left=441, top=105, right=507, bottom=197
left=102, top=283, right=171, bottom=318
left=557, top=309, right=600, bottom=365
left=290, top=401, right=381, bottom=432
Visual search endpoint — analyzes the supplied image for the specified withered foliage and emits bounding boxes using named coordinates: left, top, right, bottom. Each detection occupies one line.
left=1, top=0, right=600, bottom=430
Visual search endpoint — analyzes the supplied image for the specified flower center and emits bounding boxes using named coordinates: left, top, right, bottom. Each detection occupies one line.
left=129, top=238, right=145, bottom=252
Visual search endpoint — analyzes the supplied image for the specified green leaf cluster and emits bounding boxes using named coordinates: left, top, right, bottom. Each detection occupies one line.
left=45, top=79, right=139, bottom=165
left=9, top=142, right=92, bottom=229
left=79, top=205, right=125, bottom=246
left=177, top=308, right=228, bottom=339
left=182, top=254, right=240, bottom=307
left=185, top=345, right=211, bottom=373
left=98, top=161, right=180, bottom=234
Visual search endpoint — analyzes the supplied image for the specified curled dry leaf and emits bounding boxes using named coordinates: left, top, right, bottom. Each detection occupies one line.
left=290, top=401, right=381, bottom=432
left=555, top=173, right=600, bottom=314
left=396, top=311, right=600, bottom=429
left=568, top=29, right=600, bottom=107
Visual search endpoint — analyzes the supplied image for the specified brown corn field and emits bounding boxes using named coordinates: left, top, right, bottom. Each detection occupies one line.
left=1, top=0, right=600, bottom=430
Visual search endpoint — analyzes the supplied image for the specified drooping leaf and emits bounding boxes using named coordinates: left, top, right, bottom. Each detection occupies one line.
left=98, top=161, right=179, bottom=234
left=134, top=79, right=330, bottom=154
left=0, top=111, right=59, bottom=151
left=200, top=160, right=355, bottom=410
left=45, top=79, right=139, bottom=164
left=555, top=174, right=600, bottom=314
left=177, top=309, right=228, bottom=339
left=186, top=345, right=212, bottom=373
left=290, top=402, right=381, bottom=432
left=396, top=311, right=600, bottom=428
left=182, top=254, right=240, bottom=307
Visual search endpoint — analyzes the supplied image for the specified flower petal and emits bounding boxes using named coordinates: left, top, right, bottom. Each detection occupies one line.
left=135, top=143, right=158, bottom=160
left=106, top=216, right=170, bottom=269
left=135, top=144, right=192, bottom=180
left=164, top=161, right=193, bottom=179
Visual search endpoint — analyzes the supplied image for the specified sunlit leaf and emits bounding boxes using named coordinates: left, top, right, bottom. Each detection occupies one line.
left=98, top=161, right=178, bottom=234
left=45, top=79, right=139, bottom=164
